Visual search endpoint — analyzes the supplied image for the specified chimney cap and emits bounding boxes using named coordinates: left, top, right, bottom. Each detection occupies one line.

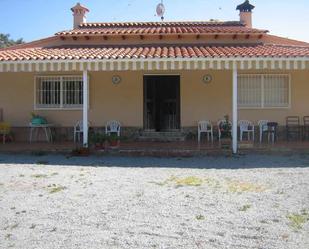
left=236, top=0, right=255, bottom=12
left=71, top=2, right=89, bottom=13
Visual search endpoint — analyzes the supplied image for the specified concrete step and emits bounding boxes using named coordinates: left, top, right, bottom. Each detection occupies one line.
left=138, top=131, right=186, bottom=142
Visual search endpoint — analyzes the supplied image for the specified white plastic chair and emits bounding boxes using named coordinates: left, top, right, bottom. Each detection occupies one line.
left=217, top=119, right=232, bottom=141
left=74, top=120, right=90, bottom=142
left=198, top=121, right=213, bottom=143
left=238, top=120, right=255, bottom=141
left=105, top=120, right=121, bottom=136
left=258, top=120, right=269, bottom=143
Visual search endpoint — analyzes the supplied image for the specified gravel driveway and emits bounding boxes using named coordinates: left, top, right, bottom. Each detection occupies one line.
left=0, top=153, right=309, bottom=249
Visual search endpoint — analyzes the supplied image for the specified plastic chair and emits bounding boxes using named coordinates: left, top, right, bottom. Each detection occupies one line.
left=238, top=120, right=255, bottom=141
left=266, top=122, right=278, bottom=143
left=74, top=120, right=90, bottom=142
left=198, top=121, right=213, bottom=143
left=303, top=116, right=309, bottom=140
left=105, top=120, right=121, bottom=136
left=258, top=120, right=269, bottom=143
left=286, top=116, right=301, bottom=141
left=0, top=122, right=11, bottom=144
left=217, top=119, right=232, bottom=141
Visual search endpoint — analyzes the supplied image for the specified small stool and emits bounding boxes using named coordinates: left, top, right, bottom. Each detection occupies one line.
left=266, top=122, right=278, bottom=143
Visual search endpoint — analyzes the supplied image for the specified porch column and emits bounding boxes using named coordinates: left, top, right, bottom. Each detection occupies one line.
left=232, top=67, right=238, bottom=154
left=83, top=70, right=89, bottom=147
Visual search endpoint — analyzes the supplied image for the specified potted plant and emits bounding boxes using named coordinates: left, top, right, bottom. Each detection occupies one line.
left=107, top=133, right=120, bottom=148
left=219, top=115, right=232, bottom=149
left=89, top=132, right=106, bottom=150
left=30, top=112, right=47, bottom=125
left=71, top=144, right=90, bottom=156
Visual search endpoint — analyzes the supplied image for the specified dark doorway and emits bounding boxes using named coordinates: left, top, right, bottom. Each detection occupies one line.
left=143, top=75, right=180, bottom=131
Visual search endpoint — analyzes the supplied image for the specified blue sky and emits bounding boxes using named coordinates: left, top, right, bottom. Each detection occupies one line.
left=1, top=0, right=309, bottom=42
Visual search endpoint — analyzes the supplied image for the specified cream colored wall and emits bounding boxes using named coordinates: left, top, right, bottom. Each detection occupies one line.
left=89, top=71, right=143, bottom=127
left=0, top=70, right=308, bottom=129
left=238, top=70, right=309, bottom=124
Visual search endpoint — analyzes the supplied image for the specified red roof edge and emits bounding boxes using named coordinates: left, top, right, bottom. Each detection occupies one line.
left=0, top=36, right=58, bottom=51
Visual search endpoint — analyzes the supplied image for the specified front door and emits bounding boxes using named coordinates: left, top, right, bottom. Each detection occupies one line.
left=143, top=75, right=180, bottom=131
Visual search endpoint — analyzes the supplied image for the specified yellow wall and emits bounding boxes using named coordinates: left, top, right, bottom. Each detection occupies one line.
left=0, top=70, right=308, bottom=129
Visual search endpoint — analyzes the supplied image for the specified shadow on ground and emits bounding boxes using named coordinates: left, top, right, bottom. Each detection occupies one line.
left=0, top=153, right=309, bottom=169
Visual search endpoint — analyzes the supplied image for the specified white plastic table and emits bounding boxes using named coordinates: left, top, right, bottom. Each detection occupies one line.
left=29, top=124, right=53, bottom=143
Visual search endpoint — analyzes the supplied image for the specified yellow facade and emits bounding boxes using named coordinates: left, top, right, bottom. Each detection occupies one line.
left=0, top=69, right=308, bottom=130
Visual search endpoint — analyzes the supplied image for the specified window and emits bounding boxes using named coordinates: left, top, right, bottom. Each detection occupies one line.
left=35, top=76, right=84, bottom=109
left=238, top=74, right=290, bottom=108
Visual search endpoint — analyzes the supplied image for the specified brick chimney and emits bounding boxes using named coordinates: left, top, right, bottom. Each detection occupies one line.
left=236, top=0, right=255, bottom=28
left=71, top=3, right=89, bottom=29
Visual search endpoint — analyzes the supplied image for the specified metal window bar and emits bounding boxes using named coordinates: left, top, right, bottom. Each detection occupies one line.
left=238, top=74, right=289, bottom=108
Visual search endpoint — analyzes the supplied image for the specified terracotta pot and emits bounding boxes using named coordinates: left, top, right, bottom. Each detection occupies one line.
left=109, top=140, right=120, bottom=148
left=94, top=143, right=105, bottom=150
left=220, top=138, right=231, bottom=149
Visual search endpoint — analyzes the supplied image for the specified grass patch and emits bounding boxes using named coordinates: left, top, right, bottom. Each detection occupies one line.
left=195, top=215, right=205, bottom=220
left=227, top=180, right=267, bottom=193
left=175, top=176, right=203, bottom=187
left=48, top=185, right=66, bottom=194
left=239, top=204, right=251, bottom=211
left=5, top=233, right=12, bottom=239
left=31, top=174, right=48, bottom=178
left=287, top=210, right=309, bottom=230
left=155, top=176, right=203, bottom=187
left=50, top=172, right=58, bottom=176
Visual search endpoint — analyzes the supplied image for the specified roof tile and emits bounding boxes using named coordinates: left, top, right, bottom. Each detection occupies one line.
left=1, top=44, right=309, bottom=62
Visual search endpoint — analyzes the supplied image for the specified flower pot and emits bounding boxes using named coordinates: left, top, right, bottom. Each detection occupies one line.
left=71, top=148, right=90, bottom=157
left=94, top=143, right=105, bottom=150
left=109, top=140, right=120, bottom=148
left=220, top=138, right=231, bottom=150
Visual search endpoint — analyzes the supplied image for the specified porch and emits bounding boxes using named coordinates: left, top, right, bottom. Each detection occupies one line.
left=0, top=140, right=308, bottom=156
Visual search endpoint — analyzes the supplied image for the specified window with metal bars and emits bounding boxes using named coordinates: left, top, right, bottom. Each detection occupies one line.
left=238, top=74, right=290, bottom=108
left=35, top=76, right=83, bottom=109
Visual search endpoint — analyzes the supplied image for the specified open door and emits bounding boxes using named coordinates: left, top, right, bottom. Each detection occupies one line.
left=143, top=75, right=180, bottom=131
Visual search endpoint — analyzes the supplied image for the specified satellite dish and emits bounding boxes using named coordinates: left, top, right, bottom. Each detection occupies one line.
left=156, top=2, right=165, bottom=21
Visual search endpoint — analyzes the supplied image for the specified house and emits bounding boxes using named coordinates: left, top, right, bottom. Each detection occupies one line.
left=0, top=1, right=309, bottom=153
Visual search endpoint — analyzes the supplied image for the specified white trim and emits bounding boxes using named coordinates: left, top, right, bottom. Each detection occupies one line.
left=132, top=61, right=137, bottom=70
left=0, top=57, right=308, bottom=73
left=102, top=61, right=106, bottom=70
left=301, top=60, right=306, bottom=70
left=232, top=67, right=238, bottom=154
left=83, top=70, right=88, bottom=147
left=201, top=60, right=206, bottom=70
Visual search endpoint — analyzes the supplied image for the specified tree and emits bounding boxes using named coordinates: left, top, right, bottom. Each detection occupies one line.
left=0, top=33, right=24, bottom=49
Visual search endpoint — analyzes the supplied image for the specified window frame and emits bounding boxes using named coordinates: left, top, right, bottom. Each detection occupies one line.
left=237, top=74, right=291, bottom=110
left=34, top=75, right=89, bottom=110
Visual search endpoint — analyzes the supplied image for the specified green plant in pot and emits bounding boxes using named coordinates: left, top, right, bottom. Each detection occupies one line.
left=30, top=112, right=47, bottom=125
left=107, top=133, right=120, bottom=148
left=219, top=115, right=232, bottom=149
left=89, top=132, right=106, bottom=150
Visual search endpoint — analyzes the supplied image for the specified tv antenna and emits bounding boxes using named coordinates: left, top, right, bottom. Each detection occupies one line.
left=156, top=0, right=165, bottom=21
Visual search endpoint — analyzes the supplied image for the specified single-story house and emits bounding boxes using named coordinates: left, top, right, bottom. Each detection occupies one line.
left=0, top=1, right=309, bottom=153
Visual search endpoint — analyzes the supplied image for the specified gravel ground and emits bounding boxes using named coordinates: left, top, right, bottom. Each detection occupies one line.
left=0, top=153, right=309, bottom=249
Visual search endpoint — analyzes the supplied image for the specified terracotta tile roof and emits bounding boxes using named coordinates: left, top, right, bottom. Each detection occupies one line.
left=56, top=21, right=268, bottom=36
left=264, top=34, right=309, bottom=47
left=1, top=44, right=309, bottom=62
